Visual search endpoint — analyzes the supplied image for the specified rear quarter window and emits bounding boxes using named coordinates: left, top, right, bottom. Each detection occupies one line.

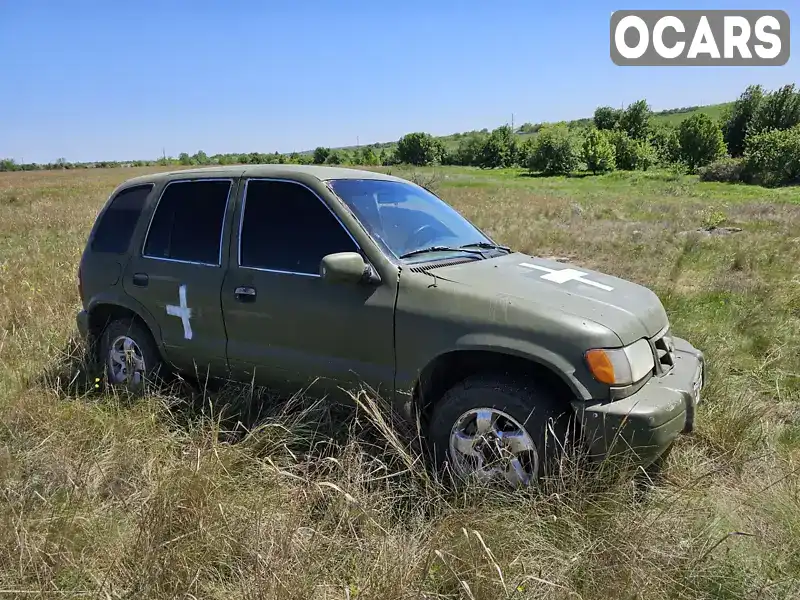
left=90, top=184, right=154, bottom=254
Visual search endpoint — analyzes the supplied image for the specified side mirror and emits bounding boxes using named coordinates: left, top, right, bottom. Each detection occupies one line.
left=320, top=252, right=379, bottom=284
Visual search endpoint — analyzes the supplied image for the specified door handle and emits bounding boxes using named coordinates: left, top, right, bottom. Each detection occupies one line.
left=132, top=272, right=149, bottom=287
left=234, top=286, right=256, bottom=302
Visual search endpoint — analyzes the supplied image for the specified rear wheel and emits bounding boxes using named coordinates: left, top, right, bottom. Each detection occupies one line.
left=98, top=318, right=162, bottom=394
left=427, top=374, right=572, bottom=487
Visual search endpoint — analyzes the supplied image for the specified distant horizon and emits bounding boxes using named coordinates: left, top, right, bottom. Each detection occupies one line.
left=1, top=0, right=797, bottom=164
left=1, top=96, right=735, bottom=166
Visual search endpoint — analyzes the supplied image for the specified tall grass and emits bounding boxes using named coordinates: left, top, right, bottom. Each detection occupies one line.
left=1, top=166, right=799, bottom=598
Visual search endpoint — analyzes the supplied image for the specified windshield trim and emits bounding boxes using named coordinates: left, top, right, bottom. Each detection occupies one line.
left=324, top=177, right=502, bottom=265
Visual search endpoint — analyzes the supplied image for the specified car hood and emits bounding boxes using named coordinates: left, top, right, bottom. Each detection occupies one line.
left=424, top=252, right=669, bottom=344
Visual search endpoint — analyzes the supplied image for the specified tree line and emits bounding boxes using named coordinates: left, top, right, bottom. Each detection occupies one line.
left=2, top=83, right=798, bottom=187
left=389, top=82, right=800, bottom=188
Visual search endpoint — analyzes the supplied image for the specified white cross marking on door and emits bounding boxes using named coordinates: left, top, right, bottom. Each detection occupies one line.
left=519, top=262, right=614, bottom=292
left=166, top=284, right=193, bottom=340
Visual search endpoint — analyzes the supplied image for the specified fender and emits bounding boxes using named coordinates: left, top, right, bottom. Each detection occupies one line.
left=87, top=291, right=165, bottom=355
left=418, top=332, right=593, bottom=401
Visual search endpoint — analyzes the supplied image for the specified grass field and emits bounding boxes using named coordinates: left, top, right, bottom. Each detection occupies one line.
left=1, top=165, right=799, bottom=599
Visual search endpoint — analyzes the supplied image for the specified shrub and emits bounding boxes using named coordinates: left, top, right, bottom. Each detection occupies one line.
left=678, top=113, right=727, bottom=172
left=396, top=132, right=445, bottom=166
left=527, top=123, right=579, bottom=175
left=610, top=131, right=656, bottom=171
left=697, top=157, right=745, bottom=183
left=582, top=128, right=616, bottom=173
left=742, top=125, right=800, bottom=187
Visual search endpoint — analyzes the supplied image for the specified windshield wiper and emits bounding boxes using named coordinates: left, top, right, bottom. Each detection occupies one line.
left=459, top=241, right=512, bottom=253
left=398, top=245, right=486, bottom=260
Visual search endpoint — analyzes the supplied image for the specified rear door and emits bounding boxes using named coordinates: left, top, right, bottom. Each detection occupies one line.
left=80, top=183, right=156, bottom=301
left=221, top=178, right=397, bottom=399
left=122, top=176, right=238, bottom=380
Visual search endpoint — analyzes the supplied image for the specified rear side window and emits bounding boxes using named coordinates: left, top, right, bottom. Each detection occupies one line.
left=143, top=180, right=232, bottom=265
left=90, top=184, right=153, bottom=254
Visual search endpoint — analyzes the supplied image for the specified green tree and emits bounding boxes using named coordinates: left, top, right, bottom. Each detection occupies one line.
left=611, top=131, right=656, bottom=171
left=453, top=133, right=487, bottom=166
left=527, top=123, right=579, bottom=175
left=358, top=147, right=380, bottom=166
left=516, top=137, right=535, bottom=169
left=722, top=84, right=764, bottom=157
left=396, top=132, right=444, bottom=166
left=618, top=99, right=651, bottom=140
left=582, top=128, right=616, bottom=174
left=593, top=106, right=622, bottom=131
left=178, top=152, right=193, bottom=166
left=478, top=125, right=517, bottom=168
left=678, top=113, right=727, bottom=171
left=325, top=150, right=343, bottom=165
left=648, top=123, right=681, bottom=165
left=749, top=84, right=800, bottom=137
left=313, top=147, right=330, bottom=164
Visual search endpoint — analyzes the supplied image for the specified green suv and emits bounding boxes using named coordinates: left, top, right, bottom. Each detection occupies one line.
left=76, top=164, right=705, bottom=485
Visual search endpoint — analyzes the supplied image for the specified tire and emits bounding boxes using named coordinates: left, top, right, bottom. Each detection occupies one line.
left=426, top=374, right=573, bottom=487
left=98, top=318, right=162, bottom=394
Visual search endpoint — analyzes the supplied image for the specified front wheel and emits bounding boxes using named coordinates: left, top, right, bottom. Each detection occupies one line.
left=426, top=374, right=572, bottom=487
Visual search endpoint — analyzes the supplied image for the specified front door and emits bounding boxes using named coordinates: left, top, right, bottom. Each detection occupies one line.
left=221, top=178, right=396, bottom=400
left=122, top=177, right=237, bottom=380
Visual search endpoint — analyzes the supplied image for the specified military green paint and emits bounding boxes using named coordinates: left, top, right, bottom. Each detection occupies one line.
left=77, top=164, right=705, bottom=468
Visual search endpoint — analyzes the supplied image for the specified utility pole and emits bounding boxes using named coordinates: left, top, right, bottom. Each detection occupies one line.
left=511, top=113, right=515, bottom=132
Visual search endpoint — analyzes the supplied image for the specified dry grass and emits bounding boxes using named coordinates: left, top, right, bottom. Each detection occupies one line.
left=1, top=165, right=799, bottom=599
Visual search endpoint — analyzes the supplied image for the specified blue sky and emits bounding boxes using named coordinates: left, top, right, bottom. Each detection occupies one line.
left=1, top=0, right=797, bottom=163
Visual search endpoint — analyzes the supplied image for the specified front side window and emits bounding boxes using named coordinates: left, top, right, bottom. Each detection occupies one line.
left=143, top=180, right=231, bottom=265
left=327, top=179, right=494, bottom=261
left=239, top=179, right=358, bottom=275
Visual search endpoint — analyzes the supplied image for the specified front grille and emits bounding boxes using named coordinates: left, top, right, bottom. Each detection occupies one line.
left=651, top=327, right=676, bottom=375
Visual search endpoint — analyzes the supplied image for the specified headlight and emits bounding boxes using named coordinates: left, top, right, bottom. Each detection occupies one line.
left=585, top=338, right=655, bottom=386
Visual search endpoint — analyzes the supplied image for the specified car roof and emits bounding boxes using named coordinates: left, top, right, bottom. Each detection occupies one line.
left=118, top=163, right=410, bottom=188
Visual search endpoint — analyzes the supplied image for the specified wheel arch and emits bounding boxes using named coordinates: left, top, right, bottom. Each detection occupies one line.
left=86, top=294, right=163, bottom=360
left=410, top=341, right=590, bottom=426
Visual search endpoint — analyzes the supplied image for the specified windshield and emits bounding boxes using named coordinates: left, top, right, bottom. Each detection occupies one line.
left=327, top=178, right=495, bottom=261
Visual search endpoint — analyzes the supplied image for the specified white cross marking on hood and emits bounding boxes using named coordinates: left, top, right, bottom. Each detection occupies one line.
left=519, top=262, right=614, bottom=292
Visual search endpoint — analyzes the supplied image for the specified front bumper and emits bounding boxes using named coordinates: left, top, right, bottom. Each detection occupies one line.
left=575, top=336, right=705, bottom=468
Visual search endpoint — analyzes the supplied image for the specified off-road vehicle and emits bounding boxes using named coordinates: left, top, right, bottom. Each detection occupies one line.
left=76, top=164, right=705, bottom=485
